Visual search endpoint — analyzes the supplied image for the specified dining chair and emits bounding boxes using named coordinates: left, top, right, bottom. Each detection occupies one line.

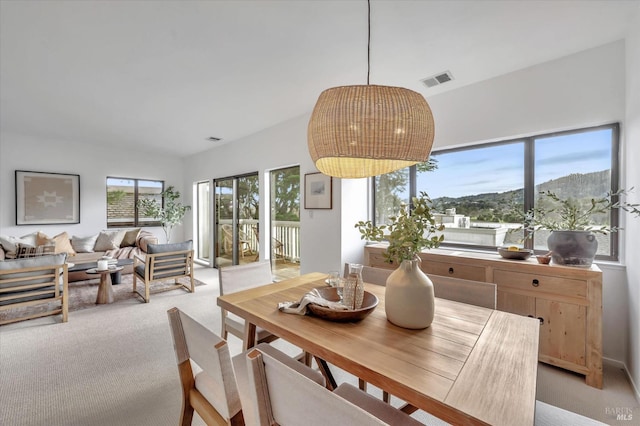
left=235, top=344, right=425, bottom=426
left=166, top=307, right=243, bottom=426
left=218, top=262, right=279, bottom=346
left=344, top=263, right=497, bottom=309
left=427, top=274, right=497, bottom=309
left=344, top=263, right=393, bottom=286
left=219, top=262, right=312, bottom=366
left=232, top=342, right=326, bottom=426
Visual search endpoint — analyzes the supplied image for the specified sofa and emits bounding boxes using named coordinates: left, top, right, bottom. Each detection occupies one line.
left=0, top=229, right=158, bottom=282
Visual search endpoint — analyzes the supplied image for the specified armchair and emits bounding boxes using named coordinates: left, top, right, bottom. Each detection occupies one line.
left=0, top=253, right=68, bottom=325
left=133, top=241, right=194, bottom=303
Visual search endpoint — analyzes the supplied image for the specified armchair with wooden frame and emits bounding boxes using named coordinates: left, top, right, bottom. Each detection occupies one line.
left=133, top=241, right=194, bottom=303
left=0, top=253, right=69, bottom=325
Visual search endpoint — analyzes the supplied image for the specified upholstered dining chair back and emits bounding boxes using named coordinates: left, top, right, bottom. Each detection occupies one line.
left=166, top=307, right=243, bottom=426
left=232, top=343, right=326, bottom=426
left=427, top=274, right=497, bottom=309
left=218, top=262, right=278, bottom=346
left=240, top=347, right=424, bottom=426
left=343, top=264, right=393, bottom=286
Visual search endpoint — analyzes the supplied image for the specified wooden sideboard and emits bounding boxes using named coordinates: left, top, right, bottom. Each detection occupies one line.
left=364, top=244, right=603, bottom=388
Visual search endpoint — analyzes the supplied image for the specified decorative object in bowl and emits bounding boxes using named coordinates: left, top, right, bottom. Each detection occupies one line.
left=498, top=246, right=533, bottom=260
left=307, top=287, right=378, bottom=322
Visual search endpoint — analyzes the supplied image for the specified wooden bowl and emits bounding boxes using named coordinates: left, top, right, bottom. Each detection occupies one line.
left=497, top=247, right=533, bottom=260
left=307, top=287, right=378, bottom=322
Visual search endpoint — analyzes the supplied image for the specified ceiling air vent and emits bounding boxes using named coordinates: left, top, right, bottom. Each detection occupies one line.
left=421, top=71, right=454, bottom=88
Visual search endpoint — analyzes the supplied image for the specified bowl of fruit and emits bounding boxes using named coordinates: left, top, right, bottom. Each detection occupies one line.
left=497, top=246, right=533, bottom=260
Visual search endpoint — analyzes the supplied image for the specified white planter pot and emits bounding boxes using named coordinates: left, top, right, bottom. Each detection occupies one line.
left=385, top=259, right=434, bottom=329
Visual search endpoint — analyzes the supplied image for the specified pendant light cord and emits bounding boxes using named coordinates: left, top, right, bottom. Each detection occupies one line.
left=367, top=0, right=371, bottom=85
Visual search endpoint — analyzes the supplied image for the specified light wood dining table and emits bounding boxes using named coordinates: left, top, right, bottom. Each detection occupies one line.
left=217, top=272, right=540, bottom=426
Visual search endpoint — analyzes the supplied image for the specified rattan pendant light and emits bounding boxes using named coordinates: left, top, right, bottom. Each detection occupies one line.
left=307, top=1, right=435, bottom=179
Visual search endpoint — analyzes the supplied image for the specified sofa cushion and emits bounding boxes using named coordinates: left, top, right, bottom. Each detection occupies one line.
left=94, top=230, right=125, bottom=251
left=120, top=228, right=141, bottom=247
left=71, top=234, right=99, bottom=253
left=146, top=240, right=193, bottom=254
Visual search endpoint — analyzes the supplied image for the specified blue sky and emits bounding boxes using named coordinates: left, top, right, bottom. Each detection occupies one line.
left=419, top=129, right=611, bottom=199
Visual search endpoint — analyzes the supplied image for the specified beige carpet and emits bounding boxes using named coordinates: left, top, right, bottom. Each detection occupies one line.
left=0, top=274, right=205, bottom=323
left=0, top=266, right=637, bottom=426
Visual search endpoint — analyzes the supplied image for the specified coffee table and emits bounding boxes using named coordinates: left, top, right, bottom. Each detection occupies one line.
left=86, top=266, right=124, bottom=304
left=68, top=258, right=133, bottom=285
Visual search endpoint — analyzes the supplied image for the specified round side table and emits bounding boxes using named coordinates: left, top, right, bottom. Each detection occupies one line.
left=86, top=266, right=124, bottom=304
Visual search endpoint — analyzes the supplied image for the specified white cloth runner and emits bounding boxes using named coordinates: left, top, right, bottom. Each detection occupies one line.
left=278, top=288, right=348, bottom=315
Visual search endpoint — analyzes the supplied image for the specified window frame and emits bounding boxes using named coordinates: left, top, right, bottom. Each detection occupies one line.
left=372, top=122, right=621, bottom=261
left=106, top=176, right=165, bottom=228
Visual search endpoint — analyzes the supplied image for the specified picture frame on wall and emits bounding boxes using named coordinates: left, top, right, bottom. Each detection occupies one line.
left=15, top=170, right=80, bottom=225
left=304, top=172, right=332, bottom=209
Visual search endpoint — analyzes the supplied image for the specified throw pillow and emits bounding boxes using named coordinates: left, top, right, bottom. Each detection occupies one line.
left=0, top=234, right=36, bottom=254
left=94, top=230, right=126, bottom=251
left=36, top=231, right=52, bottom=247
left=53, top=232, right=76, bottom=255
left=71, top=234, right=98, bottom=253
left=36, top=232, right=76, bottom=256
left=120, top=228, right=141, bottom=247
left=16, top=243, right=56, bottom=259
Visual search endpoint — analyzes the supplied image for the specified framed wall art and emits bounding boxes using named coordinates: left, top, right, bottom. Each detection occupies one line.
left=15, top=170, right=80, bottom=225
left=304, top=172, right=332, bottom=209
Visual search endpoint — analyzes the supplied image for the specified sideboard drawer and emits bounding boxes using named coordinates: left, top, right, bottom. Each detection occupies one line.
left=421, top=260, right=486, bottom=281
left=494, top=269, right=587, bottom=301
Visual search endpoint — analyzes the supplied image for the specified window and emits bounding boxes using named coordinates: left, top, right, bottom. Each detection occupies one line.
left=373, top=123, right=620, bottom=261
left=106, top=177, right=164, bottom=227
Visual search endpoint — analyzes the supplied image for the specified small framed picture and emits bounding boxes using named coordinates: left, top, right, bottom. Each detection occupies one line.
left=15, top=170, right=80, bottom=225
left=304, top=172, right=332, bottom=209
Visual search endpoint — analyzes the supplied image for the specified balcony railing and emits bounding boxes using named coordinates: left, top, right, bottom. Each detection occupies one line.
left=219, top=219, right=300, bottom=262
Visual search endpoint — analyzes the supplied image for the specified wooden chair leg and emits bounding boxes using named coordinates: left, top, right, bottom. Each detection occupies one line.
left=358, top=378, right=367, bottom=392
left=383, top=391, right=390, bottom=403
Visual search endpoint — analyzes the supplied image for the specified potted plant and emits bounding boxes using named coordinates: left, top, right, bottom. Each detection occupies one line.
left=518, top=188, right=639, bottom=266
left=355, top=191, right=444, bottom=329
left=137, top=186, right=191, bottom=243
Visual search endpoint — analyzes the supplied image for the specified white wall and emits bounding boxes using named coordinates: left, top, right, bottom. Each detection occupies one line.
left=428, top=41, right=626, bottom=148
left=624, top=7, right=640, bottom=397
left=0, top=132, right=183, bottom=242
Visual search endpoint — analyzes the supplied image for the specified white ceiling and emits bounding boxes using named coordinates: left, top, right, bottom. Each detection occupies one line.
left=1, top=0, right=638, bottom=158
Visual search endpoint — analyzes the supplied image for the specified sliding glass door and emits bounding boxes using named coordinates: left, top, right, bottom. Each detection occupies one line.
left=214, top=173, right=259, bottom=268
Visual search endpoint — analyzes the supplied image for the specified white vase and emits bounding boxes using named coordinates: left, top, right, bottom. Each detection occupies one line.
left=385, top=259, right=435, bottom=329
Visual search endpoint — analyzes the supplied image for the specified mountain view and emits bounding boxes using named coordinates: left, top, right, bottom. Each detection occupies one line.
left=431, top=170, right=611, bottom=224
